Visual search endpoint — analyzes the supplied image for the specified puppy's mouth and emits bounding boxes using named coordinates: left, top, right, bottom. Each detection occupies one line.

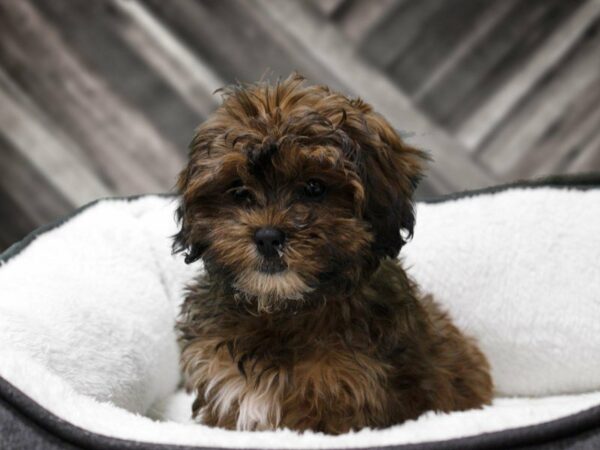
left=258, top=258, right=286, bottom=274
left=232, top=267, right=312, bottom=304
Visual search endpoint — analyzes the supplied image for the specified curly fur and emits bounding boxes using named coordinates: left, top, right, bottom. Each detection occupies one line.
left=174, top=74, right=493, bottom=434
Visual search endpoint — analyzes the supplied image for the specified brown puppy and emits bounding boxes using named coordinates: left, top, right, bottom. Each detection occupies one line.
left=174, top=74, right=493, bottom=434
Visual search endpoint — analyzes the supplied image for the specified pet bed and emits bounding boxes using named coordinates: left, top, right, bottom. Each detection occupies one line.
left=1, top=174, right=599, bottom=450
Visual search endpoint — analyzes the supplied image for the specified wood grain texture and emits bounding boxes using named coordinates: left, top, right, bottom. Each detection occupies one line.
left=256, top=0, right=495, bottom=194
left=0, top=0, right=598, bottom=251
left=0, top=133, right=73, bottom=227
left=478, top=17, right=600, bottom=178
left=329, top=0, right=398, bottom=43
left=0, top=0, right=184, bottom=194
left=458, top=0, right=600, bottom=151
left=416, top=0, right=582, bottom=130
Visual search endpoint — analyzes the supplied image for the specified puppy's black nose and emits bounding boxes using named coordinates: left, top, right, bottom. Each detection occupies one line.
left=254, top=227, right=285, bottom=258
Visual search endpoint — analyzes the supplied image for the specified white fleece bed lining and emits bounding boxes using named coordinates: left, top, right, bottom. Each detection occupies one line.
left=0, top=180, right=599, bottom=448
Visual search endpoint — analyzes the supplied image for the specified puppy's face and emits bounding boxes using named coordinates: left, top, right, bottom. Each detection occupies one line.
left=175, top=75, right=426, bottom=311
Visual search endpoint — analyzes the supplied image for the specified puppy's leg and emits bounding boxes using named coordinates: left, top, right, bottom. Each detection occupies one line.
left=278, top=350, right=392, bottom=435
left=419, top=294, right=494, bottom=411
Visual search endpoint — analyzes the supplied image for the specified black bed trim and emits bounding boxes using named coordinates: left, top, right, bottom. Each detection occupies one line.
left=1, top=173, right=599, bottom=450
left=2, top=375, right=600, bottom=450
left=0, top=192, right=176, bottom=266
left=420, top=172, right=600, bottom=204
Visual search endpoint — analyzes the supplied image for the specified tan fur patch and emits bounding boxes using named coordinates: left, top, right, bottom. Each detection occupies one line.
left=233, top=269, right=312, bottom=311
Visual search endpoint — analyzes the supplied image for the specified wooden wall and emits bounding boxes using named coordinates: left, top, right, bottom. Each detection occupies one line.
left=1, top=0, right=599, bottom=250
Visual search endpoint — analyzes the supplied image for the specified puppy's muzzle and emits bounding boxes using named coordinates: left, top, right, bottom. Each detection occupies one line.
left=254, top=227, right=285, bottom=258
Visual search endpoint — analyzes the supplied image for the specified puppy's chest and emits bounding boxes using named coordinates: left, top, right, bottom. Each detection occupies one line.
left=192, top=332, right=389, bottom=431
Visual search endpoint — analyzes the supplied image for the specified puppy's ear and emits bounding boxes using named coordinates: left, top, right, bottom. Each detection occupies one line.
left=172, top=124, right=218, bottom=264
left=173, top=206, right=206, bottom=264
left=360, top=114, right=428, bottom=259
left=173, top=164, right=205, bottom=264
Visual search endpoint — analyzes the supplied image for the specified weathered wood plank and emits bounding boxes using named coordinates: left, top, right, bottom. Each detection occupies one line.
left=141, top=0, right=241, bottom=82
left=0, top=132, right=73, bottom=228
left=564, top=116, right=600, bottom=174
left=387, top=0, right=492, bottom=95
left=0, top=0, right=597, bottom=254
left=0, top=0, right=184, bottom=194
left=359, top=0, right=444, bottom=69
left=514, top=65, right=600, bottom=179
left=309, top=0, right=348, bottom=18
left=0, top=69, right=112, bottom=206
left=255, top=0, right=496, bottom=194
left=141, top=0, right=340, bottom=88
left=0, top=189, right=36, bottom=252
left=477, top=21, right=600, bottom=178
left=334, top=0, right=399, bottom=44
left=458, top=0, right=600, bottom=151
left=412, top=0, right=517, bottom=102
left=417, top=0, right=579, bottom=130
left=30, top=0, right=201, bottom=153
left=113, top=0, right=223, bottom=117
left=233, top=0, right=347, bottom=92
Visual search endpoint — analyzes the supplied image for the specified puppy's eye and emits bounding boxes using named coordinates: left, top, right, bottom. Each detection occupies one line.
left=231, top=187, right=253, bottom=204
left=303, top=179, right=326, bottom=199
left=226, top=181, right=254, bottom=205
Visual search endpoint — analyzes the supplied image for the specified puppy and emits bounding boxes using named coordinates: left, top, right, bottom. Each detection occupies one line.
left=174, top=74, right=493, bottom=434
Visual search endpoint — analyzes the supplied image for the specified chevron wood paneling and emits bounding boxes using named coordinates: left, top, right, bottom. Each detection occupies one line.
left=0, top=0, right=598, bottom=251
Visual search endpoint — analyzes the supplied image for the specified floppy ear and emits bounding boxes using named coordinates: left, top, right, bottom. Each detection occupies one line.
left=172, top=165, right=207, bottom=264
left=173, top=207, right=206, bottom=265
left=360, top=114, right=428, bottom=259
left=172, top=126, right=220, bottom=264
